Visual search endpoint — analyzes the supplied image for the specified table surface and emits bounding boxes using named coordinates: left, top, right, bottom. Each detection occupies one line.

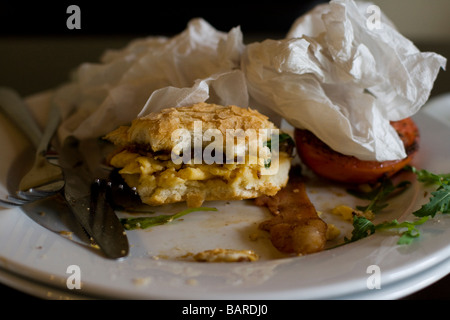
left=0, top=37, right=449, bottom=301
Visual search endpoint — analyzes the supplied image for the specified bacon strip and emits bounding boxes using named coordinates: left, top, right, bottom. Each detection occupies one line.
left=255, top=168, right=327, bottom=255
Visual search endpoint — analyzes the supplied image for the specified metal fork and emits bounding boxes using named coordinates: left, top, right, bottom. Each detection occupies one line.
left=0, top=88, right=64, bottom=207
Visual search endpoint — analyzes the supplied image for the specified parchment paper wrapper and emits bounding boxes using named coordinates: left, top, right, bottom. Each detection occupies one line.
left=242, top=0, right=446, bottom=161
left=55, top=18, right=247, bottom=142
left=55, top=0, right=446, bottom=161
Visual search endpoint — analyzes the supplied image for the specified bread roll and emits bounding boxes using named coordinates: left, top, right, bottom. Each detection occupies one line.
left=104, top=102, right=292, bottom=207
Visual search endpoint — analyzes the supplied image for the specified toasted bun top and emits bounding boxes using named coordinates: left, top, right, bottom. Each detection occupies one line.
left=104, top=102, right=277, bottom=152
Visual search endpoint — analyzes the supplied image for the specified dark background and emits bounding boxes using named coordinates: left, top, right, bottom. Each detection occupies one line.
left=0, top=1, right=326, bottom=37
left=0, top=1, right=448, bottom=98
left=0, top=1, right=329, bottom=97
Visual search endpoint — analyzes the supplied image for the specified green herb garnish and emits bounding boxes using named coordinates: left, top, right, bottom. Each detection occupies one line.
left=345, top=215, right=376, bottom=243
left=413, top=184, right=450, bottom=218
left=121, top=207, right=218, bottom=230
left=265, top=133, right=295, bottom=153
left=407, top=165, right=450, bottom=185
left=406, top=166, right=450, bottom=218
left=345, top=166, right=450, bottom=245
left=347, top=177, right=411, bottom=214
left=375, top=216, right=430, bottom=245
left=346, top=215, right=430, bottom=245
left=264, top=133, right=295, bottom=168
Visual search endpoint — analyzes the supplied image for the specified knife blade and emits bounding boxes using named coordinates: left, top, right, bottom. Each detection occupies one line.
left=58, top=136, right=129, bottom=259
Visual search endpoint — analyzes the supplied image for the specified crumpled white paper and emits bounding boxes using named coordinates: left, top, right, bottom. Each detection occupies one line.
left=56, top=18, right=246, bottom=142
left=242, top=0, right=446, bottom=161
left=55, top=0, right=446, bottom=162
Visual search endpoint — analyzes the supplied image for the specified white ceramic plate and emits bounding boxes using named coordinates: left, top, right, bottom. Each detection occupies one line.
left=0, top=94, right=449, bottom=300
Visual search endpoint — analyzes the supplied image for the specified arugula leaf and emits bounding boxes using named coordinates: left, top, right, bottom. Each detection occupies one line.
left=375, top=216, right=430, bottom=245
left=407, top=166, right=450, bottom=218
left=345, top=216, right=376, bottom=243
left=347, top=178, right=411, bottom=214
left=121, top=207, right=218, bottom=230
left=265, top=133, right=295, bottom=153
left=264, top=133, right=295, bottom=168
left=343, top=167, right=450, bottom=246
left=346, top=215, right=430, bottom=245
left=406, top=165, right=450, bottom=185
left=413, top=184, right=450, bottom=218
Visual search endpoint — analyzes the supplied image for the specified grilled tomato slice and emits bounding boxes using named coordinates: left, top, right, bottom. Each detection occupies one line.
left=294, top=118, right=419, bottom=184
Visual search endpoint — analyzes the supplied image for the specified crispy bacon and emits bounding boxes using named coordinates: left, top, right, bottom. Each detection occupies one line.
left=255, top=167, right=327, bottom=255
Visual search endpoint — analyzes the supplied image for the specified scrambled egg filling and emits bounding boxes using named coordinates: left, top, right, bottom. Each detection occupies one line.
left=109, top=149, right=287, bottom=207
left=331, top=205, right=375, bottom=221
left=193, top=248, right=259, bottom=262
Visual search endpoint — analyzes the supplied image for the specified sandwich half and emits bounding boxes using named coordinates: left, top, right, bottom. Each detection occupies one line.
left=104, top=102, right=292, bottom=207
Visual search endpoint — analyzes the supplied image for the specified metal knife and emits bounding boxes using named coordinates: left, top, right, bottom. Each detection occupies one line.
left=58, top=136, right=129, bottom=259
